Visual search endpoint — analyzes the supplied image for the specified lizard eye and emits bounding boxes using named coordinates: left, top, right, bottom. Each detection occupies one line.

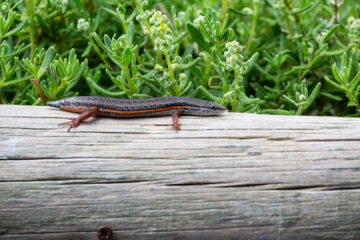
left=211, top=106, right=217, bottom=110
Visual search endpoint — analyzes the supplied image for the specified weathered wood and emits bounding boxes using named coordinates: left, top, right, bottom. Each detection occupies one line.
left=0, top=104, right=360, bottom=240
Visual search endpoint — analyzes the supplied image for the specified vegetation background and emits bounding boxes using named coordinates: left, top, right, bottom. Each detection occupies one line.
left=1, top=0, right=360, bottom=116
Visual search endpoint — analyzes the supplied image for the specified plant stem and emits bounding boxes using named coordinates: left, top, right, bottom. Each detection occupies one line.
left=120, top=13, right=128, bottom=32
left=333, top=0, right=339, bottom=24
left=123, top=65, right=135, bottom=95
left=296, top=106, right=303, bottom=115
left=25, top=0, right=36, bottom=60
left=221, top=0, right=227, bottom=25
left=30, top=78, right=47, bottom=104
left=246, top=1, right=259, bottom=54
left=298, top=50, right=322, bottom=81
left=202, top=53, right=211, bottom=87
left=163, top=48, right=179, bottom=95
left=135, top=50, right=142, bottom=65
left=88, top=36, right=112, bottom=70
left=284, top=0, right=301, bottom=25
left=283, top=8, right=294, bottom=37
left=231, top=67, right=239, bottom=112
left=134, top=0, right=163, bottom=63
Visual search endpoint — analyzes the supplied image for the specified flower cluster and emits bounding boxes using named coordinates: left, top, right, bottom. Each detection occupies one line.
left=147, top=11, right=174, bottom=52
left=348, top=17, right=360, bottom=35
left=154, top=56, right=182, bottom=74
left=224, top=41, right=246, bottom=73
left=242, top=7, right=253, bottom=15
left=77, top=18, right=90, bottom=32
left=194, top=15, right=205, bottom=28
left=179, top=73, right=186, bottom=80
left=1, top=3, right=7, bottom=13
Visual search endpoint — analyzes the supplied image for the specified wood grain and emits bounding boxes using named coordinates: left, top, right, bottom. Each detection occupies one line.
left=0, top=104, right=359, bottom=240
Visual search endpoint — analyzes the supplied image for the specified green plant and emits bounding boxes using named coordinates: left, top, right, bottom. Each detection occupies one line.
left=325, top=53, right=360, bottom=113
left=0, top=0, right=359, bottom=117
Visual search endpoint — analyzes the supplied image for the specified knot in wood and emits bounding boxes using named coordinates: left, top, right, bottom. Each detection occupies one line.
left=97, top=226, right=112, bottom=240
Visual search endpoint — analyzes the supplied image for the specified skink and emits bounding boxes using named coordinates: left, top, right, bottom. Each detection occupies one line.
left=47, top=96, right=226, bottom=131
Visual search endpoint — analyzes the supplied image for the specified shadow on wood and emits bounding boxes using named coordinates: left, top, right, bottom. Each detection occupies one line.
left=0, top=105, right=360, bottom=239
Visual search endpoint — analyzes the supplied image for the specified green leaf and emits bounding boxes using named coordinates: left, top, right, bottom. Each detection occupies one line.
left=92, top=32, right=113, bottom=55
left=2, top=76, right=31, bottom=88
left=73, top=0, right=84, bottom=9
left=199, top=20, right=216, bottom=44
left=66, top=49, right=77, bottom=75
left=171, top=32, right=186, bottom=45
left=320, top=92, right=343, bottom=101
left=87, top=77, right=126, bottom=97
left=186, top=23, right=210, bottom=52
left=313, top=44, right=328, bottom=58
left=283, top=95, right=298, bottom=106
left=126, top=22, right=135, bottom=45
left=237, top=91, right=259, bottom=104
left=0, top=43, right=30, bottom=58
left=306, top=82, right=321, bottom=106
left=322, top=24, right=339, bottom=44
left=324, top=76, right=344, bottom=90
left=349, top=72, right=360, bottom=92
left=300, top=80, right=307, bottom=97
left=331, top=62, right=343, bottom=84
left=292, top=65, right=310, bottom=71
left=244, top=52, right=258, bottom=73
left=36, top=15, right=50, bottom=34
left=122, top=47, right=132, bottom=66
left=3, top=18, right=28, bottom=39
left=81, top=43, right=92, bottom=57
left=104, top=34, right=112, bottom=51
left=90, top=9, right=102, bottom=32
left=262, top=109, right=292, bottom=115
left=3, top=11, right=16, bottom=33
left=178, top=58, right=200, bottom=70
left=38, top=46, right=55, bottom=79
left=302, top=42, right=309, bottom=57
left=291, top=0, right=321, bottom=15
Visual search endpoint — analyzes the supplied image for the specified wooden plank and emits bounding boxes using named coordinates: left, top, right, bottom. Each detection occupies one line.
left=0, top=104, right=359, bottom=240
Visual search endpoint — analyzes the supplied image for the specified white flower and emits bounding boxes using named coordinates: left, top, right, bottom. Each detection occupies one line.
left=224, top=41, right=245, bottom=72
left=155, top=64, right=164, bottom=71
left=299, top=94, right=306, bottom=102
left=349, top=18, right=360, bottom=35
left=199, top=52, right=206, bottom=60
left=136, top=15, right=143, bottom=21
left=179, top=73, right=186, bottom=80
left=147, top=11, right=174, bottom=53
left=194, top=16, right=205, bottom=28
left=77, top=18, right=90, bottom=32
left=1, top=2, right=9, bottom=12
left=171, top=63, right=179, bottom=70
left=242, top=7, right=253, bottom=15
